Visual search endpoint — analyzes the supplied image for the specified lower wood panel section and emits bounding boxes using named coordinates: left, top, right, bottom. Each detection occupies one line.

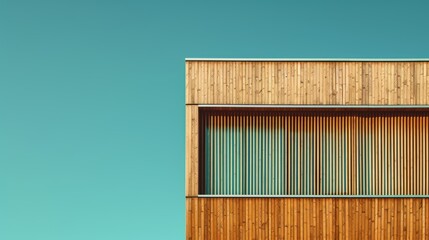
left=186, top=198, right=429, bottom=239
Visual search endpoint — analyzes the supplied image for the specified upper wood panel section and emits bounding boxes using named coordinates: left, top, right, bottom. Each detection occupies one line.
left=186, top=61, right=429, bottom=105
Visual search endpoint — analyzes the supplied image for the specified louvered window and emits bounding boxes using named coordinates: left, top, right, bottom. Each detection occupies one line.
left=199, top=108, right=429, bottom=196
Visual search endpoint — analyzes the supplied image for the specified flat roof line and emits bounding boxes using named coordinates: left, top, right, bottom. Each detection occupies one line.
left=186, top=58, right=429, bottom=62
left=199, top=104, right=429, bottom=108
left=199, top=195, right=429, bottom=198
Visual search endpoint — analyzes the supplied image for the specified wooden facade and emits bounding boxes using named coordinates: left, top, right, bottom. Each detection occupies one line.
left=185, top=59, right=429, bottom=239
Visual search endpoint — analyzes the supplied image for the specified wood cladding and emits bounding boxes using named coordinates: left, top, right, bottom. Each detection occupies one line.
left=200, top=109, right=429, bottom=196
left=186, top=61, right=429, bottom=105
left=186, top=198, right=429, bottom=239
left=185, top=60, right=429, bottom=239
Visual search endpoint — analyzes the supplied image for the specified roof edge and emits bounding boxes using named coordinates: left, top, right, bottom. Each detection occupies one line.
left=185, top=58, right=429, bottom=62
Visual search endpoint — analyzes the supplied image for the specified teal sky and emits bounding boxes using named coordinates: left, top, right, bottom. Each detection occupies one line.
left=1, top=0, right=429, bottom=239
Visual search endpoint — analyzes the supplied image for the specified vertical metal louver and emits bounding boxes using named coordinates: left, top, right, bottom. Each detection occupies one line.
left=200, top=109, right=429, bottom=196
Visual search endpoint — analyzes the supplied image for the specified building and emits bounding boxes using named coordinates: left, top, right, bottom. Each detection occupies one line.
left=185, top=59, right=429, bottom=239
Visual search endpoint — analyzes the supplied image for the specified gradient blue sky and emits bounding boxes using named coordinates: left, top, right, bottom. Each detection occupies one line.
left=1, top=0, right=429, bottom=239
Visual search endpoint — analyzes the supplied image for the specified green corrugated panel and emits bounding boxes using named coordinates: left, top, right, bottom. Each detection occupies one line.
left=203, top=111, right=429, bottom=196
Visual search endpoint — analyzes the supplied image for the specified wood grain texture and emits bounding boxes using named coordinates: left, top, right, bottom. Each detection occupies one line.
left=186, top=105, right=199, bottom=196
left=185, top=61, right=429, bottom=105
left=186, top=198, right=429, bottom=240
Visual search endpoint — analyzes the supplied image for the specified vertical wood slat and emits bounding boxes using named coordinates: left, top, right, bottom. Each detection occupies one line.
left=202, top=109, right=429, bottom=196
left=185, top=105, right=199, bottom=196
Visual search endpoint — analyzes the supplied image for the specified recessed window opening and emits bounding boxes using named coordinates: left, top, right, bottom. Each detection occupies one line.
left=199, top=108, right=429, bottom=196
